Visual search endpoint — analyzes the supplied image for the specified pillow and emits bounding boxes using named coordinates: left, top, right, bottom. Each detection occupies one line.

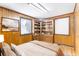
left=11, top=43, right=21, bottom=56
left=4, top=48, right=16, bottom=56
left=2, top=42, right=11, bottom=50
left=2, top=42, right=16, bottom=56
left=11, top=43, right=17, bottom=52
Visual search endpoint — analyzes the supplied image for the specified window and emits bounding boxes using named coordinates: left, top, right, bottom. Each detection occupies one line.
left=55, top=17, right=69, bottom=35
left=20, top=18, right=32, bottom=35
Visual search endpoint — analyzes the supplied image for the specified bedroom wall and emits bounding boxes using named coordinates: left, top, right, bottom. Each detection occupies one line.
left=74, top=3, right=79, bottom=55
left=48, top=13, right=75, bottom=47
left=0, top=7, right=36, bottom=45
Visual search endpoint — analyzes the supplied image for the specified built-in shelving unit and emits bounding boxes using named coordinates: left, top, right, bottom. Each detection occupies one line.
left=33, top=19, right=54, bottom=43
left=34, top=20, right=53, bottom=35
left=41, top=20, right=53, bottom=35
left=33, top=20, right=41, bottom=40
left=34, top=20, right=41, bottom=35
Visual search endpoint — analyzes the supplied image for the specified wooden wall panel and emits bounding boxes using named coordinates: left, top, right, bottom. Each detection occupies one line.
left=0, top=8, right=2, bottom=34
left=48, top=13, right=75, bottom=46
left=54, top=13, right=74, bottom=46
left=0, top=7, right=35, bottom=45
left=74, top=3, right=79, bottom=55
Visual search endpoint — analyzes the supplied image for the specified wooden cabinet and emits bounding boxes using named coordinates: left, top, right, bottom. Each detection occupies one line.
left=0, top=48, right=1, bottom=56
left=40, top=35, right=53, bottom=43
left=33, top=35, right=41, bottom=41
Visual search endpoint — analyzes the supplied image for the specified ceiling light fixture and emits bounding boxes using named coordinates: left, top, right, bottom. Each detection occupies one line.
left=38, top=3, right=48, bottom=12
left=30, top=3, right=48, bottom=12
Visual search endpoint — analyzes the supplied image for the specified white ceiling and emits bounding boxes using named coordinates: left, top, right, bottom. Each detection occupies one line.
left=0, top=3, right=75, bottom=18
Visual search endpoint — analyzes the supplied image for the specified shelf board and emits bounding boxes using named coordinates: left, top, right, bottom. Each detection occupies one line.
left=34, top=20, right=53, bottom=35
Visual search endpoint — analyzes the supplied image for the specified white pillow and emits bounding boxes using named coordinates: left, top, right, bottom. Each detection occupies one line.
left=4, top=48, right=16, bottom=56
left=11, top=43, right=21, bottom=56
left=2, top=42, right=16, bottom=56
left=11, top=43, right=17, bottom=51
left=2, top=42, right=11, bottom=49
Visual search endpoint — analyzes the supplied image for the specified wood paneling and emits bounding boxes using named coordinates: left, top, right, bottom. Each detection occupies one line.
left=47, top=13, right=74, bottom=46
left=0, top=43, right=2, bottom=48
left=54, top=13, right=75, bottom=46
left=74, top=3, right=79, bottom=55
left=0, top=7, right=35, bottom=45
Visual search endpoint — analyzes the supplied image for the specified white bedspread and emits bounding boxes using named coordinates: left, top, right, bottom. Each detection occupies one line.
left=15, top=40, right=59, bottom=56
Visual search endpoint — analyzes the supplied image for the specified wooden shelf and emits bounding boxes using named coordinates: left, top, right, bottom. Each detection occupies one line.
left=34, top=24, right=40, bottom=26
left=34, top=20, right=41, bottom=35
left=41, top=20, right=53, bottom=35
left=33, top=20, right=54, bottom=43
left=34, top=20, right=53, bottom=35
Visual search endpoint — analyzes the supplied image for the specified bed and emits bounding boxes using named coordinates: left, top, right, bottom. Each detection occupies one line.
left=2, top=40, right=64, bottom=56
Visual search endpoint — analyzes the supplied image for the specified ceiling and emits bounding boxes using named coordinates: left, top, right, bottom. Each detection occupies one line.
left=0, top=3, right=75, bottom=18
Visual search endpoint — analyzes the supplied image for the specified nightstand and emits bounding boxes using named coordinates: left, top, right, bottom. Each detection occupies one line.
left=0, top=48, right=1, bottom=56
left=0, top=44, right=2, bottom=56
